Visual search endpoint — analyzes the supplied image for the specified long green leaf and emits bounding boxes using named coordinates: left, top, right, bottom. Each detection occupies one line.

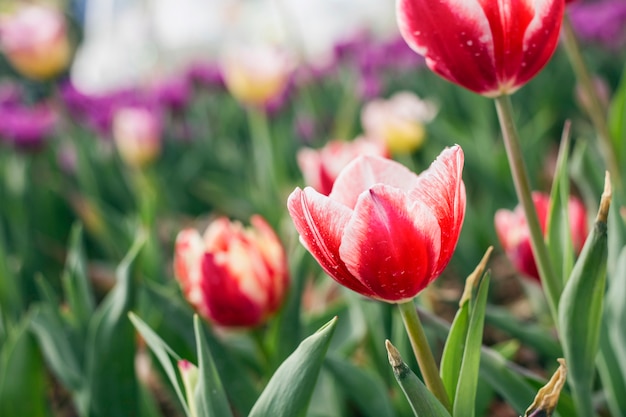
left=439, top=299, right=469, bottom=403
left=0, top=316, right=48, bottom=417
left=86, top=234, right=145, bottom=417
left=324, top=354, right=396, bottom=417
left=546, top=125, right=574, bottom=286
left=558, top=178, right=610, bottom=417
left=386, top=340, right=451, bottom=417
left=129, top=312, right=190, bottom=417
left=453, top=273, right=490, bottom=417
left=484, top=307, right=562, bottom=359
left=193, top=315, right=234, bottom=417
left=61, top=223, right=95, bottom=330
left=248, top=317, right=337, bottom=417
left=141, top=282, right=258, bottom=416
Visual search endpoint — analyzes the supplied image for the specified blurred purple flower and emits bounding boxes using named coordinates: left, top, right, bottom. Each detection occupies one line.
left=568, top=0, right=626, bottom=49
left=150, top=75, right=191, bottom=113
left=186, top=61, right=225, bottom=89
left=0, top=103, right=57, bottom=149
left=60, top=81, right=158, bottom=137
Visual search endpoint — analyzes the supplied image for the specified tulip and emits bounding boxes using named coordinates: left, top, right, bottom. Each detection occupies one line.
left=112, top=107, right=162, bottom=169
left=221, top=43, right=293, bottom=108
left=0, top=102, right=57, bottom=149
left=396, top=0, right=564, bottom=97
left=495, top=192, right=588, bottom=283
left=174, top=215, right=289, bottom=327
left=288, top=145, right=465, bottom=303
left=297, top=137, right=389, bottom=196
left=361, top=91, right=437, bottom=154
left=0, top=4, right=71, bottom=80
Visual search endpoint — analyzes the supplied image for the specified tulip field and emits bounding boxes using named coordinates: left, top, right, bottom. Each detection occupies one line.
left=1, top=0, right=626, bottom=416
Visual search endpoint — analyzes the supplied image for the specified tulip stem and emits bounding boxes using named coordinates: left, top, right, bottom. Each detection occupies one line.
left=247, top=107, right=279, bottom=198
left=397, top=300, right=451, bottom=411
left=493, top=95, right=560, bottom=324
left=560, top=13, right=623, bottom=194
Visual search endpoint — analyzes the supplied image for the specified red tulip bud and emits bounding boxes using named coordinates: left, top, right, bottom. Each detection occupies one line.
left=174, top=215, right=289, bottom=327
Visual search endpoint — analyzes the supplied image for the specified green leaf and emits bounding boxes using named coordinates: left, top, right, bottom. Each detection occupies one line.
left=484, top=307, right=562, bottom=359
left=30, top=304, right=85, bottom=392
left=558, top=179, right=610, bottom=417
left=385, top=340, right=451, bottom=417
left=248, top=317, right=338, bottom=417
left=452, top=273, right=490, bottom=417
left=61, top=224, right=95, bottom=329
left=440, top=246, right=492, bottom=415
left=0, top=221, right=20, bottom=318
left=85, top=234, right=145, bottom=417
left=193, top=315, right=234, bottom=417
left=129, top=312, right=190, bottom=417
left=324, top=354, right=396, bottom=417
left=597, top=245, right=626, bottom=416
left=545, top=125, right=574, bottom=287
left=141, top=282, right=258, bottom=416
left=439, top=299, right=469, bottom=404
left=0, top=316, right=48, bottom=417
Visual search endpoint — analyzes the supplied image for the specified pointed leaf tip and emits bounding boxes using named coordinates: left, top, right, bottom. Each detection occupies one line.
left=459, top=246, right=493, bottom=307
left=597, top=171, right=611, bottom=223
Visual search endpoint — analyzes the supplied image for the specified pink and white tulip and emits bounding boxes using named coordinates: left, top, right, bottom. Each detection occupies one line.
left=495, top=192, right=588, bottom=283
left=174, top=216, right=289, bottom=327
left=396, top=0, right=565, bottom=96
left=288, top=146, right=465, bottom=303
left=297, top=138, right=389, bottom=196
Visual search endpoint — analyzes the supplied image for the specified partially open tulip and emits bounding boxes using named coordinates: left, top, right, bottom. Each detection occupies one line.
left=112, top=107, right=162, bottom=169
left=297, top=138, right=389, bottom=196
left=361, top=91, right=437, bottom=154
left=396, top=0, right=564, bottom=97
left=174, top=215, right=289, bottom=327
left=288, top=146, right=465, bottom=303
left=0, top=4, right=71, bottom=80
left=221, top=43, right=293, bottom=108
left=495, top=192, right=588, bottom=283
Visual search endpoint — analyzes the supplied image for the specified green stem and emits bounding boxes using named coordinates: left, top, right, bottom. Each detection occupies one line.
left=560, top=14, right=623, bottom=194
left=493, top=95, right=560, bottom=325
left=398, top=300, right=451, bottom=412
left=247, top=107, right=279, bottom=196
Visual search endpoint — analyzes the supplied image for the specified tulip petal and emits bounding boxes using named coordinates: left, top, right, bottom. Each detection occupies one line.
left=409, top=146, right=465, bottom=275
left=287, top=187, right=377, bottom=297
left=397, top=0, right=499, bottom=95
left=330, top=155, right=419, bottom=209
left=339, top=185, right=441, bottom=302
left=174, top=229, right=210, bottom=318
left=201, top=253, right=264, bottom=327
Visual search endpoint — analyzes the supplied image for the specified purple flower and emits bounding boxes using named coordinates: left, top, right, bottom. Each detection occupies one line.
left=150, top=75, right=191, bottom=113
left=60, top=81, right=158, bottom=137
left=569, top=0, right=626, bottom=49
left=0, top=103, right=57, bottom=149
left=186, top=61, right=225, bottom=89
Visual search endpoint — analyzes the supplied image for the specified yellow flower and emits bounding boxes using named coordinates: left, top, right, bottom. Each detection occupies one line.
left=0, top=4, right=71, bottom=80
left=361, top=91, right=437, bottom=154
left=221, top=43, right=293, bottom=108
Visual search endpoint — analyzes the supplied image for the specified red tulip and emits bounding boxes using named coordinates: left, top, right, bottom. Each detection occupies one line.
left=288, top=145, right=466, bottom=303
left=495, top=192, right=587, bottom=283
left=297, top=137, right=389, bottom=196
left=396, top=0, right=565, bottom=97
left=174, top=215, right=289, bottom=327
